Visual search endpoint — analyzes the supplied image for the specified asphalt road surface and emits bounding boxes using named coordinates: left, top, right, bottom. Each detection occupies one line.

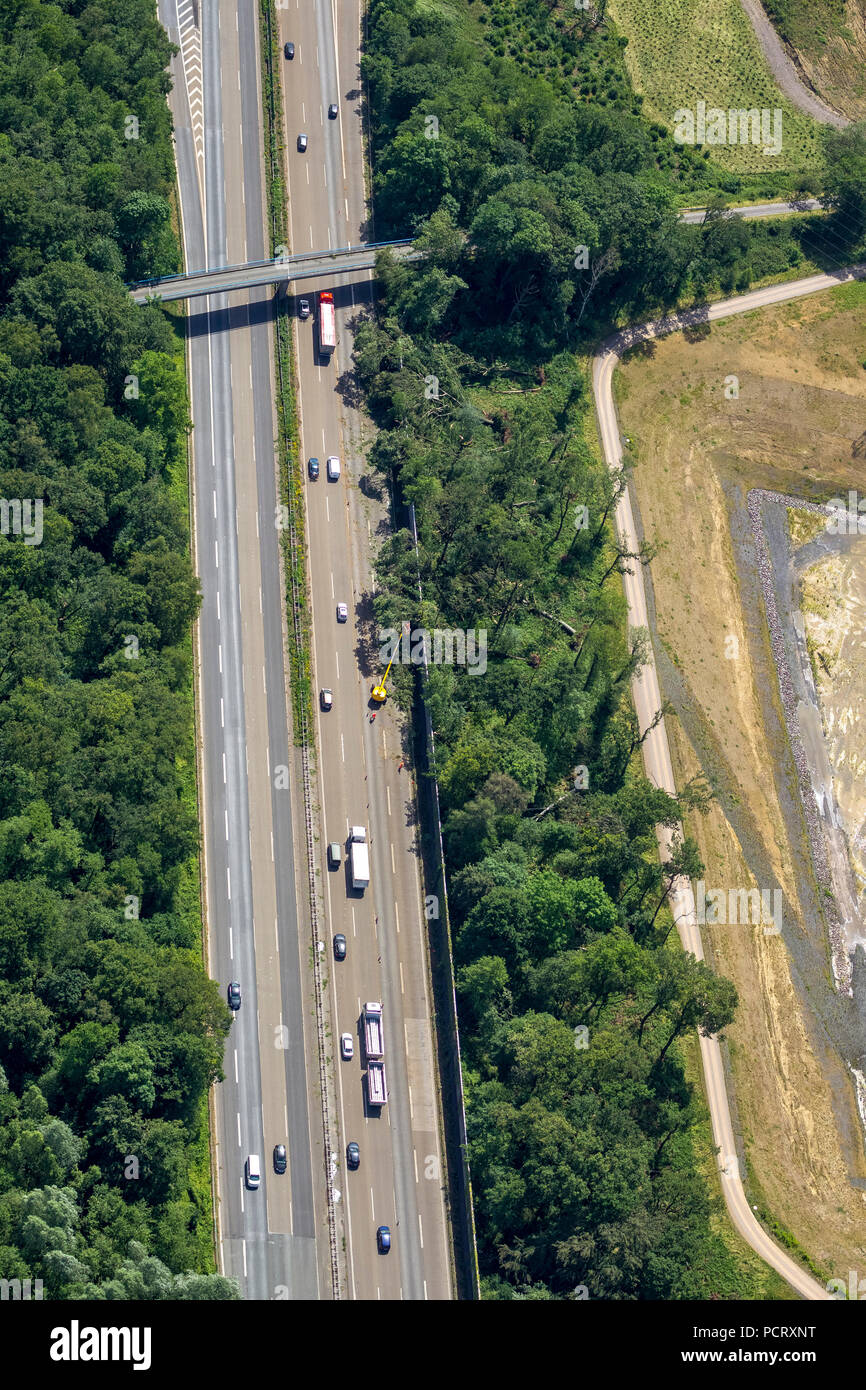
left=679, top=198, right=822, bottom=224
left=159, top=0, right=325, bottom=1300
left=592, top=263, right=866, bottom=1301
left=159, top=0, right=453, bottom=1301
left=277, top=0, right=453, bottom=1301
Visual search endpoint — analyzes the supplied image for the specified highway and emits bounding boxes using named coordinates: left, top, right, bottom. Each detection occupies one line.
left=592, top=262, right=866, bottom=1301
left=158, top=0, right=453, bottom=1300
left=276, top=0, right=452, bottom=1300
left=153, top=0, right=833, bottom=1305
left=159, top=0, right=325, bottom=1299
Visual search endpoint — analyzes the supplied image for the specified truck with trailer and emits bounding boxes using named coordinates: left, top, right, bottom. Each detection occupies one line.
left=349, top=825, right=369, bottom=891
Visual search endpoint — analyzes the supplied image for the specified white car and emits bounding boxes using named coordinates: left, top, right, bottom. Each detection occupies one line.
left=336, top=602, right=348, bottom=622
left=326, top=455, right=341, bottom=481
left=340, top=1033, right=354, bottom=1060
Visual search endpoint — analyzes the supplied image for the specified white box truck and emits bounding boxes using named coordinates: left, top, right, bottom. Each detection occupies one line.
left=349, top=825, right=369, bottom=891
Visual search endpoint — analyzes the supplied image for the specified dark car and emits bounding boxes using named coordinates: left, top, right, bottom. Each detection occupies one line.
left=346, top=1141, right=360, bottom=1170
left=297, top=132, right=307, bottom=152
left=320, top=687, right=333, bottom=711
left=273, top=1144, right=287, bottom=1174
left=227, top=981, right=241, bottom=1011
left=308, top=456, right=319, bottom=480
left=376, top=1225, right=391, bottom=1253
left=284, top=42, right=295, bottom=59
left=333, top=933, right=347, bottom=961
left=328, top=103, right=338, bottom=119
left=298, top=297, right=310, bottom=319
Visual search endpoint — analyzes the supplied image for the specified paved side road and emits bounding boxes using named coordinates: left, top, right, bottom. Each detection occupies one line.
left=679, top=199, right=822, bottom=225
left=738, top=0, right=849, bottom=128
left=592, top=262, right=866, bottom=1301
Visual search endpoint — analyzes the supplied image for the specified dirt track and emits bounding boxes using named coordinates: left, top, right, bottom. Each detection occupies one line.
left=608, top=279, right=866, bottom=1279
left=738, top=0, right=849, bottom=127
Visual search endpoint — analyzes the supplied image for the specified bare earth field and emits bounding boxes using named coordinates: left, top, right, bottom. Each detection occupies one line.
left=613, top=281, right=866, bottom=1277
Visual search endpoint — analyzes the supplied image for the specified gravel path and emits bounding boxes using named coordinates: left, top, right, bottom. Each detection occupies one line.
left=738, top=0, right=849, bottom=129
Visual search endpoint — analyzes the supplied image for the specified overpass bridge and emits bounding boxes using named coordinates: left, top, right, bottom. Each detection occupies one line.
left=128, top=239, right=420, bottom=304
left=129, top=200, right=824, bottom=306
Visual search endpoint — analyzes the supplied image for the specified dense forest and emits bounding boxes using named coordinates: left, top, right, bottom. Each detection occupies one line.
left=0, top=1, right=236, bottom=1297
left=364, top=0, right=864, bottom=359
left=354, top=0, right=866, bottom=1297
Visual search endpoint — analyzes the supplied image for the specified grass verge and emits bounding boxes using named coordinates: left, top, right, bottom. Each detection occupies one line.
left=259, top=0, right=312, bottom=743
